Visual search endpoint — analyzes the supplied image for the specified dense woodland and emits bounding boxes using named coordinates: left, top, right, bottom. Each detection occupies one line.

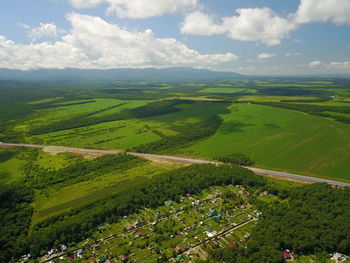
left=206, top=184, right=350, bottom=263
left=0, top=184, right=34, bottom=263
left=216, top=153, right=255, bottom=166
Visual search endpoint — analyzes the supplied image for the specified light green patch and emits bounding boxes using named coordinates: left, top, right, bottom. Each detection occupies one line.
left=35, top=119, right=163, bottom=149
left=198, top=88, right=247, bottom=94
left=31, top=162, right=168, bottom=224
left=237, top=96, right=318, bottom=102
left=180, top=103, right=350, bottom=181
left=322, top=111, right=350, bottom=118
left=0, top=149, right=26, bottom=184
left=18, top=99, right=130, bottom=132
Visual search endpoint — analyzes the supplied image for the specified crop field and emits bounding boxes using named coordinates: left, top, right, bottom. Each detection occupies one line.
left=15, top=99, right=150, bottom=133
left=1, top=78, right=350, bottom=183
left=32, top=161, right=168, bottom=224
left=198, top=87, right=248, bottom=94
left=30, top=101, right=230, bottom=149
left=180, top=103, right=350, bottom=181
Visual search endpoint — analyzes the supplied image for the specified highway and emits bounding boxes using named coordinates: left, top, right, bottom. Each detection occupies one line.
left=1, top=142, right=349, bottom=187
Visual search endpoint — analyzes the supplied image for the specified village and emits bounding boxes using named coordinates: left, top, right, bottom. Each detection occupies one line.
left=20, top=185, right=349, bottom=263
left=18, top=185, right=270, bottom=263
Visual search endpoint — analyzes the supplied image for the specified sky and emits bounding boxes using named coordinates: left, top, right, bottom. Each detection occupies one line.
left=0, top=0, right=349, bottom=75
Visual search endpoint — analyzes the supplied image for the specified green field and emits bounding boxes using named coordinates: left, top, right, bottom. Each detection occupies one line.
left=32, top=161, right=168, bottom=224
left=199, top=87, right=247, bottom=93
left=180, top=103, right=350, bottom=181
left=31, top=101, right=230, bottom=149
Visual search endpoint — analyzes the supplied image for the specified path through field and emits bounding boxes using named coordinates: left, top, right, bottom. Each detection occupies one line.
left=1, top=143, right=350, bottom=187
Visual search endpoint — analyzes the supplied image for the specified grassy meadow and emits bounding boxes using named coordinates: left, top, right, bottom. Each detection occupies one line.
left=179, top=103, right=350, bottom=181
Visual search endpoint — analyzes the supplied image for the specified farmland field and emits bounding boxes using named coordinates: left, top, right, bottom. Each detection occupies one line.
left=1, top=77, right=350, bottom=263
left=1, top=78, right=350, bottom=182
left=180, top=103, right=350, bottom=181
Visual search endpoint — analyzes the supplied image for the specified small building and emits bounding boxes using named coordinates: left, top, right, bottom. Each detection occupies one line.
left=91, top=244, right=101, bottom=250
left=119, top=255, right=128, bottom=262
left=61, top=245, right=68, bottom=252
left=282, top=251, right=292, bottom=260
left=331, top=252, right=347, bottom=263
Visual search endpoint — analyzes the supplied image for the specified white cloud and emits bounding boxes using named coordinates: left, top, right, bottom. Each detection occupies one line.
left=69, top=0, right=198, bottom=19
left=308, top=60, right=324, bottom=68
left=257, top=53, right=276, bottom=59
left=285, top=52, right=301, bottom=56
left=0, top=13, right=237, bottom=70
left=295, top=0, right=350, bottom=25
left=329, top=61, right=350, bottom=69
left=180, top=11, right=225, bottom=36
left=18, top=22, right=65, bottom=41
left=181, top=8, right=297, bottom=46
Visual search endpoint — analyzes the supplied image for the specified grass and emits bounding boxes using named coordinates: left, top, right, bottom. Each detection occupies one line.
left=237, top=96, right=319, bottom=102
left=16, top=99, right=147, bottom=133
left=198, top=88, right=247, bottom=94
left=0, top=149, right=26, bottom=184
left=180, top=103, right=350, bottom=181
left=322, top=111, right=350, bottom=118
left=31, top=161, right=169, bottom=224
left=31, top=101, right=230, bottom=149
left=34, top=119, right=163, bottom=149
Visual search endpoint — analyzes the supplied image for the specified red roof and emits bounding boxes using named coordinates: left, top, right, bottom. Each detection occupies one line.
left=283, top=251, right=291, bottom=259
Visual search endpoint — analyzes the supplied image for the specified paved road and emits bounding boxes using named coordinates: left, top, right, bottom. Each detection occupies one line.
left=1, top=143, right=350, bottom=187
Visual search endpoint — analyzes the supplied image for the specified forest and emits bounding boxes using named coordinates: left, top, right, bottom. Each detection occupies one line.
left=206, top=184, right=350, bottom=263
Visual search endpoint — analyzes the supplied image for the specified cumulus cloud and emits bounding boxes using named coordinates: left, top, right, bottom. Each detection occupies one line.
left=18, top=22, right=66, bottom=41
left=295, top=0, right=350, bottom=25
left=285, top=52, right=301, bottom=56
left=0, top=13, right=237, bottom=70
left=307, top=60, right=350, bottom=70
left=257, top=53, right=276, bottom=59
left=308, top=60, right=324, bottom=68
left=180, top=11, right=225, bottom=36
left=69, top=0, right=198, bottom=19
left=329, top=61, right=350, bottom=69
left=181, top=8, right=297, bottom=46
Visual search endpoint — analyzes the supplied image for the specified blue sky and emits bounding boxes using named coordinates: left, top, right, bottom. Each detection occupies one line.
left=0, top=0, right=349, bottom=75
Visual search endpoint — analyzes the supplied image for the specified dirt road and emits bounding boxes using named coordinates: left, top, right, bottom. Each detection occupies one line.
left=1, top=143, right=349, bottom=187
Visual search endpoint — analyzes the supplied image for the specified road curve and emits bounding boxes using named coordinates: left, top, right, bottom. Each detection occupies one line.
left=1, top=143, right=349, bottom=187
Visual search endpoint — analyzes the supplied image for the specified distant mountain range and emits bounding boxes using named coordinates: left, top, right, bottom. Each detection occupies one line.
left=0, top=67, right=243, bottom=82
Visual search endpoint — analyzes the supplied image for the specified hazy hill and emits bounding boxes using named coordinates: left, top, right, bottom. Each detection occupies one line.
left=0, top=67, right=243, bottom=82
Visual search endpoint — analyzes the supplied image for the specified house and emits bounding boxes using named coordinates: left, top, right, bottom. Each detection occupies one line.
left=77, top=249, right=84, bottom=255
left=91, top=244, right=101, bottom=250
left=331, top=252, right=347, bottom=263
left=119, top=255, right=128, bottom=262
left=61, top=245, right=68, bottom=252
left=282, top=251, right=292, bottom=260
left=227, top=243, right=235, bottom=248
left=105, top=259, right=115, bottom=263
